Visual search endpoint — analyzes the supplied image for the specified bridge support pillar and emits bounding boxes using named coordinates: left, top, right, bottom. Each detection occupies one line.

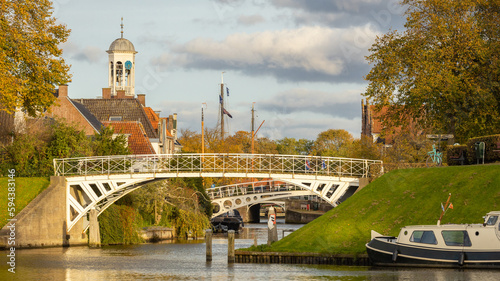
left=88, top=208, right=101, bottom=248
left=238, top=205, right=260, bottom=223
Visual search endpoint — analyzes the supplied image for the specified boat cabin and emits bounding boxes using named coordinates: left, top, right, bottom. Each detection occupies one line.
left=396, top=211, right=500, bottom=249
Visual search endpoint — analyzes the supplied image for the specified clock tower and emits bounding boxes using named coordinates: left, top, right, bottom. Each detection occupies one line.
left=107, top=18, right=137, bottom=97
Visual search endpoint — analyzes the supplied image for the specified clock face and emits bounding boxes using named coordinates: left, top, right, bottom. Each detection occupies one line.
left=125, top=60, right=132, bottom=70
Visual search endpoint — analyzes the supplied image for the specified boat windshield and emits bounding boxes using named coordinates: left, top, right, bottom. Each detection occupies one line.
left=410, top=230, right=437, bottom=245
left=486, top=215, right=498, bottom=226
left=441, top=230, right=472, bottom=247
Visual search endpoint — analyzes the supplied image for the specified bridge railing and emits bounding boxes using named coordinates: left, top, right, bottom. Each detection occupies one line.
left=53, top=153, right=383, bottom=178
left=206, top=180, right=304, bottom=200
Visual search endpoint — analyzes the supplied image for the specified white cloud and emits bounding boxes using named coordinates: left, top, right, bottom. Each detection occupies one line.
left=259, top=88, right=361, bottom=118
left=166, top=25, right=379, bottom=83
left=237, top=14, right=266, bottom=26
left=62, top=42, right=103, bottom=64
left=261, top=115, right=361, bottom=140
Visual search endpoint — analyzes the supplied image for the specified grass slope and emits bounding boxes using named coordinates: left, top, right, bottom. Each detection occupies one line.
left=0, top=177, right=50, bottom=228
left=266, top=165, right=500, bottom=255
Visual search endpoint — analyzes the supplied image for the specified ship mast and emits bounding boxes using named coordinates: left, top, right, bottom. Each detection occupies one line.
left=220, top=72, right=225, bottom=139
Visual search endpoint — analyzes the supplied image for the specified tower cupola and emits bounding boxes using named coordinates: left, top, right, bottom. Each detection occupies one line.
left=107, top=18, right=137, bottom=98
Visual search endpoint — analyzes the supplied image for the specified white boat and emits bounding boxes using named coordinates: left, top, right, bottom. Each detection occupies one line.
left=366, top=211, right=500, bottom=268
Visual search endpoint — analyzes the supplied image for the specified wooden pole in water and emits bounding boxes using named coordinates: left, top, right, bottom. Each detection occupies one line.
left=89, top=208, right=101, bottom=247
left=228, top=230, right=235, bottom=263
left=267, top=206, right=278, bottom=246
left=205, top=229, right=212, bottom=262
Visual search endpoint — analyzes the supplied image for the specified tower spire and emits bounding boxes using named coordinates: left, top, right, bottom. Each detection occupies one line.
left=120, top=17, right=124, bottom=38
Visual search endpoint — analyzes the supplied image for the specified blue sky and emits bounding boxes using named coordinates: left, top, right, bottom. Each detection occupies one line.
left=54, top=0, right=406, bottom=140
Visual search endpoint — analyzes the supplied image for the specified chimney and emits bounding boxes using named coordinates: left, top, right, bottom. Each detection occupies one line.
left=58, top=84, right=68, bottom=97
left=161, top=118, right=167, bottom=153
left=173, top=113, right=178, bottom=140
left=154, top=110, right=161, bottom=118
left=137, top=94, right=146, bottom=106
left=102, top=88, right=111, bottom=99
left=167, top=115, right=173, bottom=134
left=117, top=90, right=125, bottom=99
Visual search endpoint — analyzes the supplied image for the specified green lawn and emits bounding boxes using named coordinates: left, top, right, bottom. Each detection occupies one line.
left=0, top=177, right=50, bottom=228
left=253, top=165, right=500, bottom=255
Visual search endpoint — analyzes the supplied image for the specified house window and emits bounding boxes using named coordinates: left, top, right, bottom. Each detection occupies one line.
left=109, top=116, right=122, bottom=121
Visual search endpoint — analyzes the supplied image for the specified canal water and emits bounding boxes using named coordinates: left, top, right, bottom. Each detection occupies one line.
left=1, top=221, right=499, bottom=280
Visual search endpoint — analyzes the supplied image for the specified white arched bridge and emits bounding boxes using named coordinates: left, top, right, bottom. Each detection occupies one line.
left=53, top=153, right=383, bottom=231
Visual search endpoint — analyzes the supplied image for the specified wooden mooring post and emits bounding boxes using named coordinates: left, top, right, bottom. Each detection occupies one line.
left=205, top=229, right=212, bottom=262
left=89, top=208, right=101, bottom=248
left=228, top=230, right=235, bottom=263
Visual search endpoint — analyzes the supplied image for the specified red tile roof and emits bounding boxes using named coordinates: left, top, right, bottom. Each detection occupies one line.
left=103, top=121, right=156, bottom=155
left=76, top=98, right=158, bottom=138
left=143, top=107, right=160, bottom=131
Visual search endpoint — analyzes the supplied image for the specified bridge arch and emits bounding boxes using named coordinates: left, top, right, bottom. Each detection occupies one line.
left=55, top=153, right=382, bottom=231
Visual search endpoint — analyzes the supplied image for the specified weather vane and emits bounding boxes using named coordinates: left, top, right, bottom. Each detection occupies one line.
left=120, top=17, right=124, bottom=38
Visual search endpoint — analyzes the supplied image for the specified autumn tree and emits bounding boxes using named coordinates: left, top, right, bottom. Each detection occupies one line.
left=0, top=0, right=71, bottom=116
left=178, top=129, right=201, bottom=153
left=312, top=129, right=354, bottom=157
left=254, top=137, right=278, bottom=154
left=276, top=137, right=313, bottom=155
left=349, top=135, right=382, bottom=160
left=364, top=0, right=500, bottom=142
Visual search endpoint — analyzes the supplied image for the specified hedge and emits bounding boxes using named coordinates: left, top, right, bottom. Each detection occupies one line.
left=466, top=134, right=500, bottom=164
left=446, top=145, right=468, bottom=166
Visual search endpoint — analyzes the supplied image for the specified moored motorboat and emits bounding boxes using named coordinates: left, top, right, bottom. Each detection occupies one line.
left=366, top=211, right=500, bottom=268
left=210, top=210, right=244, bottom=233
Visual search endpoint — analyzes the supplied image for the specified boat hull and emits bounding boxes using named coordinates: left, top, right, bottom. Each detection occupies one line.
left=366, top=237, right=500, bottom=268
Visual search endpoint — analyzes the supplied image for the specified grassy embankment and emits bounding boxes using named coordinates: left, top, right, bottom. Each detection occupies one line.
left=0, top=177, right=50, bottom=228
left=248, top=165, right=500, bottom=255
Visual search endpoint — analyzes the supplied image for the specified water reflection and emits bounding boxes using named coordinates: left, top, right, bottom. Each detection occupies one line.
left=0, top=223, right=499, bottom=280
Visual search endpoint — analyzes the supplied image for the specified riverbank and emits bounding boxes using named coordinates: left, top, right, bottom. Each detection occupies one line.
left=234, top=250, right=370, bottom=265
left=246, top=165, right=500, bottom=255
left=0, top=177, right=49, bottom=228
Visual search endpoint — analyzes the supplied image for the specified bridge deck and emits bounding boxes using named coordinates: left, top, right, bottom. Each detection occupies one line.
left=54, top=153, right=383, bottom=178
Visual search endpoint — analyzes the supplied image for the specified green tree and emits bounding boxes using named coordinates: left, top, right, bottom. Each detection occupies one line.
left=0, top=0, right=71, bottom=116
left=276, top=137, right=313, bottom=155
left=364, top=0, right=500, bottom=142
left=312, top=129, right=353, bottom=157
left=48, top=120, right=91, bottom=158
left=92, top=126, right=130, bottom=156
left=2, top=119, right=91, bottom=176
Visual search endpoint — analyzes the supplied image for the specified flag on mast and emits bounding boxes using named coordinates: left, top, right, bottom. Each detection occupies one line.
left=223, top=108, right=232, bottom=118
left=226, top=87, right=230, bottom=96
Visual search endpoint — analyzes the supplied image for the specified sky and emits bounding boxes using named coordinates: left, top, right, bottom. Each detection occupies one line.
left=54, top=0, right=407, bottom=141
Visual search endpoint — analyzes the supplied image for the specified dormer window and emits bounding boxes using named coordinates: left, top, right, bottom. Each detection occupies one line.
left=109, top=116, right=122, bottom=121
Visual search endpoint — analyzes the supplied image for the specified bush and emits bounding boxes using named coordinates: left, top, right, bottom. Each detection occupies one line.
left=99, top=204, right=144, bottom=245
left=466, top=134, right=500, bottom=164
left=446, top=145, right=468, bottom=166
